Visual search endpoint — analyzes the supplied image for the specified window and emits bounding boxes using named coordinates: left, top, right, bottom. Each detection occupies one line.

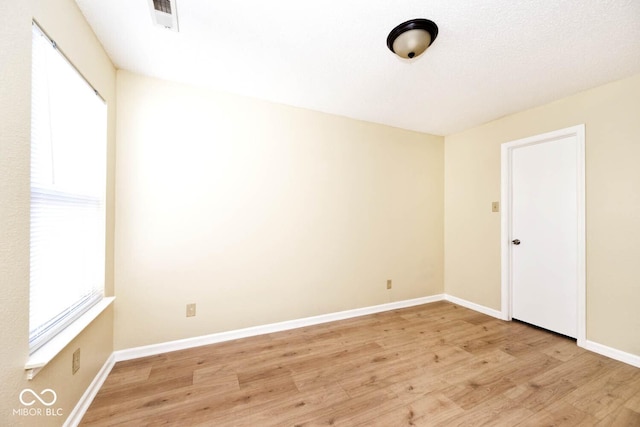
left=29, top=22, right=107, bottom=353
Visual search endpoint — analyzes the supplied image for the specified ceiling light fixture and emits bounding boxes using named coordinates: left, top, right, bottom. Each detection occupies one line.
left=387, top=19, right=438, bottom=60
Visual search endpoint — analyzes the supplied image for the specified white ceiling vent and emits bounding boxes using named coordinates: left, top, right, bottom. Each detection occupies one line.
left=147, top=0, right=179, bottom=31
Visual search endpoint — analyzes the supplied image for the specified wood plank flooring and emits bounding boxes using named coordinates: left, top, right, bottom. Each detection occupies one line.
left=81, top=301, right=640, bottom=426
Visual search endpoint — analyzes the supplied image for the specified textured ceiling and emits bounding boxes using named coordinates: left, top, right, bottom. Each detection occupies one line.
left=75, top=0, right=640, bottom=135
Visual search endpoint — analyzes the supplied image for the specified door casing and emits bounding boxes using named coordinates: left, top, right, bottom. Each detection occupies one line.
left=500, top=124, right=586, bottom=346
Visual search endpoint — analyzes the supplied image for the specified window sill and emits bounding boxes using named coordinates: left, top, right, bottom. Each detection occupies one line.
left=25, top=296, right=115, bottom=380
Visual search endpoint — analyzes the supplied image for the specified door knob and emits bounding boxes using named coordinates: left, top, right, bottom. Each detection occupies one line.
left=512, top=239, right=521, bottom=245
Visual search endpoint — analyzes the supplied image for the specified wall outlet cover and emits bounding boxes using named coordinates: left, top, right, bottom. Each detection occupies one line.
left=72, top=348, right=80, bottom=374
left=186, top=303, right=196, bottom=317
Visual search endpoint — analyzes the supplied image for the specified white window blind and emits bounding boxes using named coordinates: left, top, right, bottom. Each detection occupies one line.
left=30, top=23, right=107, bottom=353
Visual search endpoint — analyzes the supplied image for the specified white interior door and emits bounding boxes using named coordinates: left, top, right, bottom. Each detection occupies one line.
left=503, top=126, right=585, bottom=339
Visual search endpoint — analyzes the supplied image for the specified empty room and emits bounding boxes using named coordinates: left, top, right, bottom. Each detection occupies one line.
left=2, top=0, right=640, bottom=426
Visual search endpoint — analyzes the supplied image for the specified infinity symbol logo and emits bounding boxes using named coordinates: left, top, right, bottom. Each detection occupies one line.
left=19, top=389, right=57, bottom=407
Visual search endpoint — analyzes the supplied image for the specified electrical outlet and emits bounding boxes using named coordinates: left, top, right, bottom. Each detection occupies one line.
left=72, top=348, right=80, bottom=374
left=387, top=279, right=392, bottom=290
left=186, top=303, right=196, bottom=317
left=492, top=201, right=500, bottom=212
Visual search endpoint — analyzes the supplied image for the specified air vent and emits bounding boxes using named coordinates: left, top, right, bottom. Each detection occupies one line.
left=153, top=0, right=171, bottom=14
left=147, top=0, right=179, bottom=31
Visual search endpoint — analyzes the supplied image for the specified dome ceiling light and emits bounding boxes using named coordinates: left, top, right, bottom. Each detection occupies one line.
left=387, top=18, right=438, bottom=60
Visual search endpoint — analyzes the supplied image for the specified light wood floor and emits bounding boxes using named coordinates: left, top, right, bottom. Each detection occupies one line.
left=81, top=302, right=640, bottom=426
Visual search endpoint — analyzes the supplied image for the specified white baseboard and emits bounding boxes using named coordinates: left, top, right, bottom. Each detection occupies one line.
left=443, top=295, right=640, bottom=368
left=113, top=293, right=639, bottom=370
left=64, top=353, right=115, bottom=427
left=581, top=339, right=640, bottom=368
left=444, top=294, right=506, bottom=320
left=114, top=294, right=445, bottom=362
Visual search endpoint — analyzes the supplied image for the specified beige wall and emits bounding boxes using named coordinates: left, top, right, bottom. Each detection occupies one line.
left=444, top=73, right=640, bottom=356
left=0, top=0, right=116, bottom=425
left=114, top=70, right=444, bottom=349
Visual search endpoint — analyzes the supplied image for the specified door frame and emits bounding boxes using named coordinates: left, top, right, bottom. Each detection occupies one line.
left=500, top=124, right=586, bottom=346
